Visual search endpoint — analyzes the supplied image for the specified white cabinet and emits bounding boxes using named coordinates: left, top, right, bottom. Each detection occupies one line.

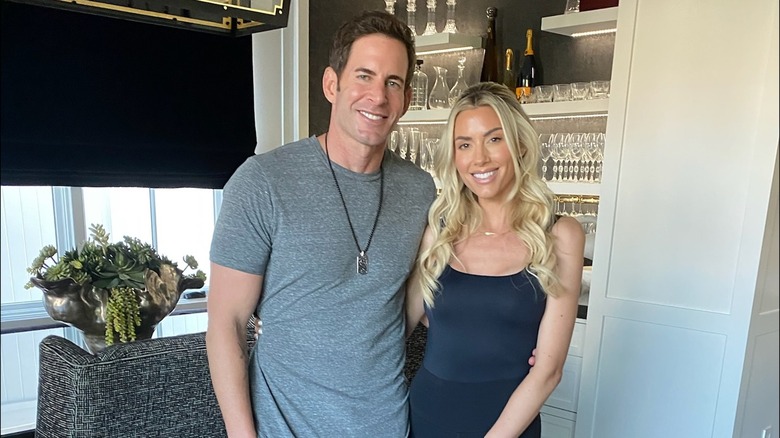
left=542, top=319, right=586, bottom=428
left=541, top=405, right=577, bottom=438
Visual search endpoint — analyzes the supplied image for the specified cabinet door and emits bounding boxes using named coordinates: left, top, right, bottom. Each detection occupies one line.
left=541, top=411, right=576, bottom=438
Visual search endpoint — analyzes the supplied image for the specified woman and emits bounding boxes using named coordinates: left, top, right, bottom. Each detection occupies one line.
left=406, top=82, right=584, bottom=437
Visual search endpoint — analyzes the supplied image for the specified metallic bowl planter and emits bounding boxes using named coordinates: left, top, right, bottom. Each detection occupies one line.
left=30, top=264, right=204, bottom=354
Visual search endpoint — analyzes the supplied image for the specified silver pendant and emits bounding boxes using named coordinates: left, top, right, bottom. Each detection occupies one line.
left=357, top=251, right=368, bottom=275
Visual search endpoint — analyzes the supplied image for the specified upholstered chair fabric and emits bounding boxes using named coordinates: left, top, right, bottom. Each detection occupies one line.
left=34, top=321, right=428, bottom=437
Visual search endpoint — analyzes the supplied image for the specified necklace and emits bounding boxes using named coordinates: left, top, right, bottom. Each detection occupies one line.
left=480, top=229, right=513, bottom=237
left=324, top=133, right=384, bottom=275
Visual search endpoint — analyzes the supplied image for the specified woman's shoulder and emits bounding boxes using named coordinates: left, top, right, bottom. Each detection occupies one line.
left=550, top=216, right=585, bottom=250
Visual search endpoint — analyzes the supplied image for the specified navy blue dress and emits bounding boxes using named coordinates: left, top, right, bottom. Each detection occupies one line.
left=409, top=265, right=546, bottom=437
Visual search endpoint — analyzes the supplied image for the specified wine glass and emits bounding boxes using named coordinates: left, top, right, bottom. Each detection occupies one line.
left=582, top=132, right=598, bottom=182
left=594, top=132, right=606, bottom=182
left=549, top=133, right=566, bottom=182
left=388, top=130, right=399, bottom=154
left=538, top=133, right=553, bottom=181
left=567, top=132, right=584, bottom=182
left=408, top=128, right=421, bottom=164
left=397, top=128, right=409, bottom=160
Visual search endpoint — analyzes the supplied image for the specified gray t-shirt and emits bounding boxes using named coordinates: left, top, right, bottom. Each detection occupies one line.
left=210, top=136, right=436, bottom=437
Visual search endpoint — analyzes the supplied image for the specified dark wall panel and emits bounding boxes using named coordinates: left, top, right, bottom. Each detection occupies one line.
left=308, top=0, right=614, bottom=135
left=1, top=2, right=257, bottom=188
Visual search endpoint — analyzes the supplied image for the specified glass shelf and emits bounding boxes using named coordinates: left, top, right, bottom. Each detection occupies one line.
left=399, top=98, right=609, bottom=124
left=414, top=33, right=484, bottom=55
left=541, top=7, right=618, bottom=37
left=546, top=182, right=600, bottom=196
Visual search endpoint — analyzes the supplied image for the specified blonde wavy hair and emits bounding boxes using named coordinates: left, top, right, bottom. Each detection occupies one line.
left=417, top=82, right=560, bottom=306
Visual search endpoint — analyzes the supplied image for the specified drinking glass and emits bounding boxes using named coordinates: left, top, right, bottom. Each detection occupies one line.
left=571, top=82, right=590, bottom=100
left=582, top=132, right=598, bottom=182
left=420, top=138, right=438, bottom=177
left=564, top=0, right=580, bottom=14
left=538, top=133, right=553, bottom=181
left=589, top=80, right=610, bottom=99
left=567, top=133, right=585, bottom=181
left=534, top=85, right=554, bottom=103
left=553, top=84, right=572, bottom=102
left=397, top=128, right=409, bottom=160
left=388, top=130, right=399, bottom=153
left=549, top=133, right=567, bottom=182
left=408, top=128, right=422, bottom=164
left=594, top=132, right=606, bottom=182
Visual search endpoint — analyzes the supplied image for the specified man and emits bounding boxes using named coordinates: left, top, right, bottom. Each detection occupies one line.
left=206, top=11, right=436, bottom=437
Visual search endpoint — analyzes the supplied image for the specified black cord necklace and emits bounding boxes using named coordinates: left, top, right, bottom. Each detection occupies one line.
left=324, top=132, right=384, bottom=274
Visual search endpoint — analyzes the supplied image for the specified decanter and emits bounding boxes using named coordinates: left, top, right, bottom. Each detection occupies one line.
left=406, top=0, right=417, bottom=35
left=443, top=0, right=458, bottom=33
left=384, top=0, right=396, bottom=14
left=410, top=59, right=429, bottom=110
left=422, top=0, right=438, bottom=36
left=429, top=66, right=450, bottom=109
left=448, top=56, right=469, bottom=106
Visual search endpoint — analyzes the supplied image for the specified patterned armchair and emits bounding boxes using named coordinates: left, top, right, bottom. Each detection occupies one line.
left=35, top=323, right=256, bottom=438
left=34, top=321, right=428, bottom=437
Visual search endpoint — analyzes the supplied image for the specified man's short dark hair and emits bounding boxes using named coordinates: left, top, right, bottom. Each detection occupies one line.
left=329, top=10, right=416, bottom=89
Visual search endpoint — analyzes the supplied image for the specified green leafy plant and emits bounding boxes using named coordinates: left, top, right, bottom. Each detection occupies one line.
left=26, top=224, right=206, bottom=346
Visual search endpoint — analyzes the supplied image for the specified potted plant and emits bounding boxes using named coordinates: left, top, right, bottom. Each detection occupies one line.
left=26, top=224, right=206, bottom=354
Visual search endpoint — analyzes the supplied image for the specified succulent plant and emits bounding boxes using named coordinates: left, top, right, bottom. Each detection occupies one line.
left=27, top=224, right=206, bottom=348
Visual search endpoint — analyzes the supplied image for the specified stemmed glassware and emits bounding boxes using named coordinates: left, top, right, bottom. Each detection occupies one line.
left=443, top=0, right=458, bottom=33
left=422, top=0, right=438, bottom=36
left=420, top=138, right=438, bottom=177
left=408, top=128, right=422, bottom=164
left=550, top=133, right=568, bottom=182
left=397, top=128, right=409, bottom=160
left=538, top=133, right=553, bottom=182
left=388, top=130, right=399, bottom=154
left=567, top=133, right=584, bottom=182
left=594, top=132, right=606, bottom=182
left=582, top=133, right=598, bottom=182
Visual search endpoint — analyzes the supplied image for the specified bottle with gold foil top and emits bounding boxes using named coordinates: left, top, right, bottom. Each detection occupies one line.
left=502, top=49, right=515, bottom=91
left=516, top=28, right=537, bottom=103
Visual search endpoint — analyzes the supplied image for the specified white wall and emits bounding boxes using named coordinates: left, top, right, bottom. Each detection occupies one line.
left=251, top=0, right=309, bottom=153
left=577, top=0, right=779, bottom=436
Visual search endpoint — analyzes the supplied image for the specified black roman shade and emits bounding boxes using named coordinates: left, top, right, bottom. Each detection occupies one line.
left=1, top=2, right=257, bottom=188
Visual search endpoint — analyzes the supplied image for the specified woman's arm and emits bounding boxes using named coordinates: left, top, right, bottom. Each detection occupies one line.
left=485, top=216, right=585, bottom=437
left=405, top=226, right=434, bottom=337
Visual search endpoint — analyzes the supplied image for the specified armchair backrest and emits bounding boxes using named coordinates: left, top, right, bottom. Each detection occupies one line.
left=35, top=330, right=254, bottom=438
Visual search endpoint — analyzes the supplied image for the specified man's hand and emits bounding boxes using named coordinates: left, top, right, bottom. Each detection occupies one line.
left=528, top=348, right=537, bottom=367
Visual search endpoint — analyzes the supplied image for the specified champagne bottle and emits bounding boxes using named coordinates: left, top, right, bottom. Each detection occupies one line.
left=480, top=7, right=499, bottom=83
left=516, top=29, right=537, bottom=103
left=503, top=48, right=515, bottom=90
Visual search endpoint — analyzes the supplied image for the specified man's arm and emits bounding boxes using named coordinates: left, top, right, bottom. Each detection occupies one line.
left=206, top=262, right=264, bottom=438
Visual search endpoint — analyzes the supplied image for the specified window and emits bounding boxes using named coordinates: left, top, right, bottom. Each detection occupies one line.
left=0, top=185, right=220, bottom=434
